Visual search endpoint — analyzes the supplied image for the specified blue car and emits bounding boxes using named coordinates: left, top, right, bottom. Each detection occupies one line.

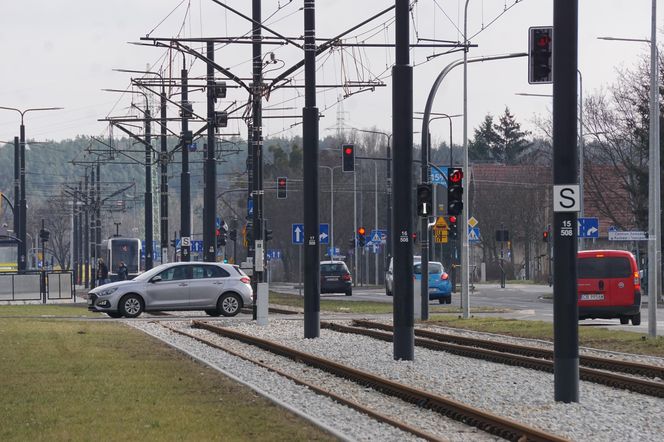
left=414, top=261, right=452, bottom=304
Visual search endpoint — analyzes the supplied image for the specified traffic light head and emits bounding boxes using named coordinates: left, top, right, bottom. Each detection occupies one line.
left=447, top=167, right=464, bottom=216
left=543, top=230, right=549, bottom=242
left=528, top=27, right=553, bottom=84
left=277, top=177, right=287, bottom=199
left=358, top=227, right=366, bottom=236
left=342, top=144, right=355, bottom=172
left=357, top=227, right=366, bottom=247
left=416, top=183, right=433, bottom=217
left=39, top=228, right=50, bottom=242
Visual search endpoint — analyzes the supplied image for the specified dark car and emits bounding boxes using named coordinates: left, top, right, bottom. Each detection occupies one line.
left=320, top=260, right=352, bottom=296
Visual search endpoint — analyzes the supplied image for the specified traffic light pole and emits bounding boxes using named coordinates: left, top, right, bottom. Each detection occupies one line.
left=392, top=0, right=414, bottom=360
left=552, top=0, right=579, bottom=403
left=303, top=0, right=320, bottom=338
left=159, top=86, right=169, bottom=264
left=204, top=41, right=217, bottom=263
left=144, top=106, right=153, bottom=270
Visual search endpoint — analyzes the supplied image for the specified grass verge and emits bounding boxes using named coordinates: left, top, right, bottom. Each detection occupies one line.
left=269, top=291, right=507, bottom=315
left=0, top=318, right=336, bottom=441
left=0, top=304, right=101, bottom=318
left=427, top=315, right=664, bottom=357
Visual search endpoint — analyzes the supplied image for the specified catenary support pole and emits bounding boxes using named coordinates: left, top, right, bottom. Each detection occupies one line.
left=180, top=60, right=191, bottom=262
left=84, top=172, right=89, bottom=288
left=553, top=0, right=580, bottom=403
left=648, top=0, right=659, bottom=338
left=160, top=84, right=169, bottom=263
left=392, top=0, right=414, bottom=360
left=19, top=124, right=26, bottom=272
left=303, top=0, right=320, bottom=338
left=204, top=41, right=217, bottom=262
left=13, top=137, right=19, bottom=250
left=144, top=104, right=153, bottom=270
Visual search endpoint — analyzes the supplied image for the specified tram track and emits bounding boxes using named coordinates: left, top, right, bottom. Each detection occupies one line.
left=320, top=320, right=664, bottom=398
left=187, top=320, right=569, bottom=442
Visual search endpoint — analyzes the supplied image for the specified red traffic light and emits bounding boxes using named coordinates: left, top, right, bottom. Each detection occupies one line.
left=449, top=215, right=457, bottom=223
left=357, top=227, right=366, bottom=236
left=536, top=36, right=551, bottom=48
left=344, top=146, right=353, bottom=155
left=449, top=169, right=463, bottom=183
left=278, top=178, right=286, bottom=186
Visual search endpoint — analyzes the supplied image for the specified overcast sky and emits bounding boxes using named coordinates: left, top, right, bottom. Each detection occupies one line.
left=0, top=1, right=658, bottom=147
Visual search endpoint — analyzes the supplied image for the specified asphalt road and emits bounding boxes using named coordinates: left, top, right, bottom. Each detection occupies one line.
left=270, top=282, right=664, bottom=336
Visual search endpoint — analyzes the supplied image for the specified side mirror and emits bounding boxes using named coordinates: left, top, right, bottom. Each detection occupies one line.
left=151, top=275, right=162, bottom=283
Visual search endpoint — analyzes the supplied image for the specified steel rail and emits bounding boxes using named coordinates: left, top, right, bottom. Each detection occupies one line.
left=192, top=320, right=569, bottom=442
left=160, top=323, right=442, bottom=442
left=351, top=320, right=664, bottom=380
left=321, top=322, right=664, bottom=398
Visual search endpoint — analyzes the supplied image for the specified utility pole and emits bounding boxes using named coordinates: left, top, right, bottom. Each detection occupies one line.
left=77, top=182, right=83, bottom=285
left=95, top=160, right=101, bottom=279
left=251, top=0, right=265, bottom=318
left=303, top=0, right=320, bottom=338
left=84, top=172, right=90, bottom=288
left=392, top=0, right=414, bottom=360
left=159, top=82, right=169, bottom=264
left=180, top=58, right=192, bottom=262
left=13, top=137, right=19, bottom=246
left=144, top=104, right=154, bottom=270
left=89, top=166, right=96, bottom=288
left=552, top=0, right=580, bottom=403
left=204, top=42, right=217, bottom=262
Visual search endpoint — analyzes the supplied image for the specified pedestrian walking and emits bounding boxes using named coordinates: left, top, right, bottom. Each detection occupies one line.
left=97, top=258, right=109, bottom=286
left=118, top=261, right=128, bottom=281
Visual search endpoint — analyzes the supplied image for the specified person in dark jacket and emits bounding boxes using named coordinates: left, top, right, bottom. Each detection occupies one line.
left=97, top=258, right=109, bottom=286
left=118, top=261, right=129, bottom=281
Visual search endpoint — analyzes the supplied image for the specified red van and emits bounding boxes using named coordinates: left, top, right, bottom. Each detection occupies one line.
left=577, top=250, right=642, bottom=325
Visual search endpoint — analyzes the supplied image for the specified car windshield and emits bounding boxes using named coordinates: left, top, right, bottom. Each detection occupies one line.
left=133, top=263, right=172, bottom=281
left=578, top=257, right=631, bottom=279
left=321, top=263, right=347, bottom=273
left=414, top=262, right=443, bottom=274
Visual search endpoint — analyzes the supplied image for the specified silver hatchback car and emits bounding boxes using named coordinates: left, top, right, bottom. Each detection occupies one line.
left=87, top=262, right=253, bottom=318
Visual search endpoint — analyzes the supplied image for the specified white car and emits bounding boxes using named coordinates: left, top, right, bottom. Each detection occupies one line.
left=385, top=256, right=421, bottom=296
left=87, top=262, right=253, bottom=318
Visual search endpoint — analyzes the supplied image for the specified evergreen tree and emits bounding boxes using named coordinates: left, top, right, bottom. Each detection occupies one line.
left=468, top=114, right=500, bottom=162
left=493, top=107, right=531, bottom=164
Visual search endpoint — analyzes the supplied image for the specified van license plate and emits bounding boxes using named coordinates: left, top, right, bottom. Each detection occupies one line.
left=581, top=294, right=604, bottom=301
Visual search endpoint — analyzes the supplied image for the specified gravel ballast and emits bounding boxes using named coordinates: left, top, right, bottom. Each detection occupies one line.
left=130, top=318, right=664, bottom=442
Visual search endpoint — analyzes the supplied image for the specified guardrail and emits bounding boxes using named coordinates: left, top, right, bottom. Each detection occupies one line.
left=0, top=271, right=75, bottom=303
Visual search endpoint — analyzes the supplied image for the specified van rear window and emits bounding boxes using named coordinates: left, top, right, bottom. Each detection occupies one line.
left=577, top=257, right=632, bottom=279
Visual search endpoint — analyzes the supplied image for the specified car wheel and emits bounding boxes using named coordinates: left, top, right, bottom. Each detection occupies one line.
left=106, top=312, right=123, bottom=318
left=119, top=294, right=143, bottom=318
left=619, top=317, right=629, bottom=325
left=631, top=312, right=641, bottom=326
left=438, top=298, right=444, bottom=304
left=345, top=289, right=352, bottom=297
left=218, top=293, right=242, bottom=317
left=205, top=309, right=222, bottom=317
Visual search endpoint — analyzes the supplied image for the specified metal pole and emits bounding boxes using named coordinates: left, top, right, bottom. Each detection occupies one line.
left=160, top=87, right=169, bottom=263
left=13, top=137, right=19, bottom=251
left=19, top=123, right=26, bottom=272
left=204, top=41, right=217, bottom=262
left=461, top=0, right=470, bottom=320
left=77, top=182, right=83, bottom=284
left=331, top=168, right=334, bottom=256
left=303, top=0, right=320, bottom=338
left=180, top=61, right=191, bottom=262
left=95, top=161, right=101, bottom=276
left=84, top=172, right=89, bottom=288
left=374, top=162, right=378, bottom=285
left=578, top=69, right=584, bottom=251
left=386, top=135, right=392, bottom=269
left=648, top=0, right=659, bottom=337
left=353, top=171, right=358, bottom=285
left=392, top=0, right=414, bottom=360
left=144, top=104, right=153, bottom=270
left=553, top=0, right=580, bottom=403
left=420, top=132, right=430, bottom=320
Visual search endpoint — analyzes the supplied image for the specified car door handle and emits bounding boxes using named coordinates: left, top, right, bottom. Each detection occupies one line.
left=178, top=283, right=188, bottom=287
left=213, top=282, right=224, bottom=285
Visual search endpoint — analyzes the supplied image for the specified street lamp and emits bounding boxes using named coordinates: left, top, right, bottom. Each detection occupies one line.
left=0, top=106, right=63, bottom=272
left=597, top=0, right=659, bottom=337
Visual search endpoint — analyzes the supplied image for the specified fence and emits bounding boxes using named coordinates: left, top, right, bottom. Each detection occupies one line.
left=0, top=271, right=75, bottom=303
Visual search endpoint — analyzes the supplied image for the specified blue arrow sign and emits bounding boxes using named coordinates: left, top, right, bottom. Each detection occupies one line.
left=319, top=223, right=329, bottom=244
left=247, top=197, right=253, bottom=217
left=292, top=224, right=304, bottom=244
left=578, top=217, right=599, bottom=238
